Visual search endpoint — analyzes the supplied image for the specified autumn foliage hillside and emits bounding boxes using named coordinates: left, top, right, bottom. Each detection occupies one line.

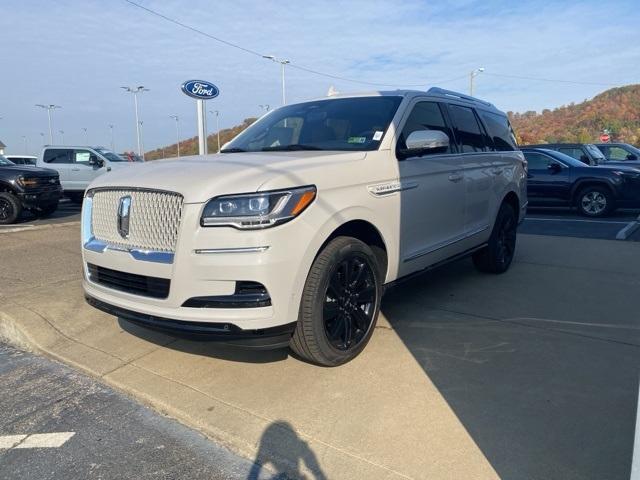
left=508, top=84, right=640, bottom=145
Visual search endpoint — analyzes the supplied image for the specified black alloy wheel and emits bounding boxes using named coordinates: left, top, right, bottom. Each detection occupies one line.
left=473, top=202, right=517, bottom=274
left=323, top=255, right=377, bottom=351
left=0, top=192, right=21, bottom=225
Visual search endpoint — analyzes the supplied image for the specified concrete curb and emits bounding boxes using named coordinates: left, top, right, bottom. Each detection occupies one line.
left=0, top=220, right=80, bottom=235
left=616, top=214, right=640, bottom=240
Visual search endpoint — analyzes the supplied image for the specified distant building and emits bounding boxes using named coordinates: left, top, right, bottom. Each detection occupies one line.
left=0, top=140, right=5, bottom=155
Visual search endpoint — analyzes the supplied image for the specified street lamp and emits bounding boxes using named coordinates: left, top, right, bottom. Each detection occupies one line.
left=469, top=67, right=485, bottom=97
left=121, top=86, right=148, bottom=157
left=263, top=55, right=290, bottom=105
left=138, top=121, right=145, bottom=159
left=59, top=130, right=65, bottom=144
left=108, top=124, right=115, bottom=151
left=35, top=104, right=62, bottom=144
left=169, top=115, right=180, bottom=157
left=259, top=104, right=270, bottom=113
left=209, top=110, right=220, bottom=153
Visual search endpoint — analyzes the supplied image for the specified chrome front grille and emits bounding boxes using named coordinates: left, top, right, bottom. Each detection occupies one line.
left=90, top=189, right=183, bottom=252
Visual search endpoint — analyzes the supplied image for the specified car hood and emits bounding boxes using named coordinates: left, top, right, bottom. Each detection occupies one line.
left=0, top=165, right=58, bottom=176
left=88, top=151, right=368, bottom=203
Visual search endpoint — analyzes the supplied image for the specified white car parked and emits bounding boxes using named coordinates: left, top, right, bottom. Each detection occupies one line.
left=82, top=88, right=527, bottom=366
left=36, top=146, right=134, bottom=202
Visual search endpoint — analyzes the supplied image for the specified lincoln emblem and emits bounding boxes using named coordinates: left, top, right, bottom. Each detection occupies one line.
left=117, top=195, right=132, bottom=238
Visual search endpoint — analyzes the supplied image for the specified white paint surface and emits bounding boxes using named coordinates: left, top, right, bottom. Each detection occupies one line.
left=0, top=432, right=75, bottom=449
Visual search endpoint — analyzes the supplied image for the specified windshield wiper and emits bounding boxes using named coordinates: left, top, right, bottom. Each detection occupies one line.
left=220, top=147, right=247, bottom=153
left=261, top=144, right=323, bottom=151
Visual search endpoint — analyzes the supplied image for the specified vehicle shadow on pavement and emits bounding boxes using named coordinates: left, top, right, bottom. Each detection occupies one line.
left=247, top=421, right=328, bottom=480
left=118, top=318, right=290, bottom=364
left=381, top=254, right=638, bottom=480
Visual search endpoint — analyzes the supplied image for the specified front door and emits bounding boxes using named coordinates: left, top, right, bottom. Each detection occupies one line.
left=397, top=100, right=465, bottom=275
left=71, top=149, right=104, bottom=191
left=524, top=151, right=571, bottom=204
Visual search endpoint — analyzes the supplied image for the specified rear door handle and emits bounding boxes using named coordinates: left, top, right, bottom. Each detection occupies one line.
left=448, top=173, right=463, bottom=183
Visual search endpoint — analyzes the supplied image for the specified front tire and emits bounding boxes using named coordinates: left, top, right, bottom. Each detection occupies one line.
left=576, top=186, right=613, bottom=217
left=0, top=192, right=22, bottom=225
left=290, top=237, right=382, bottom=367
left=473, top=202, right=517, bottom=274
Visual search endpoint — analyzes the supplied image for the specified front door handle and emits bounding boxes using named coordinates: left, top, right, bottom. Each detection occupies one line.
left=448, top=173, right=463, bottom=183
left=71, top=168, right=80, bottom=172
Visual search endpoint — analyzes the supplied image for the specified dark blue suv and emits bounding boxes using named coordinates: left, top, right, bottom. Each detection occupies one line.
left=522, top=148, right=640, bottom=217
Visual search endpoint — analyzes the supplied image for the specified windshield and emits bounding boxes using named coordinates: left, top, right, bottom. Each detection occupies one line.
left=541, top=149, right=589, bottom=167
left=0, top=154, right=14, bottom=166
left=222, top=96, right=403, bottom=153
left=95, top=148, right=128, bottom=162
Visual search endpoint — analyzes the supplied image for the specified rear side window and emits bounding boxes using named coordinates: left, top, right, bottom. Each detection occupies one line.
left=447, top=105, right=487, bottom=153
left=43, top=149, right=73, bottom=164
left=523, top=152, right=554, bottom=169
left=478, top=111, right=517, bottom=151
left=397, top=101, right=454, bottom=154
left=558, top=147, right=588, bottom=163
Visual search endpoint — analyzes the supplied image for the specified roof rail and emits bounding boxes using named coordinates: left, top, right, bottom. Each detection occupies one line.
left=426, top=87, right=493, bottom=107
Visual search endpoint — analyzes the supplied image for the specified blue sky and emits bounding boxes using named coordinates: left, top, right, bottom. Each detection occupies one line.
left=1, top=0, right=639, bottom=155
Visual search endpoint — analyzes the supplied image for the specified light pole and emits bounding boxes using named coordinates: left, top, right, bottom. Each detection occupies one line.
left=263, top=55, right=290, bottom=105
left=469, top=67, right=485, bottom=97
left=108, top=124, right=115, bottom=151
left=82, top=127, right=88, bottom=144
left=121, top=86, right=148, bottom=157
left=209, top=110, right=220, bottom=153
left=138, top=121, right=145, bottom=159
left=169, top=115, right=180, bottom=157
left=59, top=130, right=65, bottom=144
left=35, top=104, right=61, bottom=144
left=21, top=136, right=27, bottom=154
left=259, top=104, right=270, bottom=113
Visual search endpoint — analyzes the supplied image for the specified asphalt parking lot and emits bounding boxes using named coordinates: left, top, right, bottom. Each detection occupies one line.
left=0, top=206, right=638, bottom=480
left=0, top=199, right=81, bottom=233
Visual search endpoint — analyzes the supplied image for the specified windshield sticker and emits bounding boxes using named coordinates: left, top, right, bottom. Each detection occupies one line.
left=347, top=136, right=367, bottom=144
left=372, top=131, right=383, bottom=141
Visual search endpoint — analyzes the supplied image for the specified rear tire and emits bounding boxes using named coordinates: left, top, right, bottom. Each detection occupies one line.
left=473, top=202, right=517, bottom=274
left=576, top=185, right=613, bottom=217
left=290, top=236, right=382, bottom=367
left=0, top=192, right=22, bottom=225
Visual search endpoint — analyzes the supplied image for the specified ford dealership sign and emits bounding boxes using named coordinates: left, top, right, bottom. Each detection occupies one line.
left=181, top=80, right=219, bottom=100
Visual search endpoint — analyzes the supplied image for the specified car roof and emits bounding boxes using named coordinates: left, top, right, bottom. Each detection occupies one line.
left=6, top=155, right=37, bottom=158
left=42, top=145, right=107, bottom=149
left=314, top=87, right=504, bottom=114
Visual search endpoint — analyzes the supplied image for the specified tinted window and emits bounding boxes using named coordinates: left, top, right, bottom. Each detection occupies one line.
left=397, top=101, right=454, bottom=154
left=447, top=105, right=486, bottom=153
left=43, top=149, right=73, bottom=164
left=478, top=111, right=517, bottom=151
left=558, top=147, right=587, bottom=162
left=523, top=152, right=555, bottom=169
left=605, top=146, right=630, bottom=160
left=223, top=96, right=403, bottom=153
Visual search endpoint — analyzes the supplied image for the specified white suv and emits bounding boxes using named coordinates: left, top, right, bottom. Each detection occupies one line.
left=82, top=88, right=527, bottom=366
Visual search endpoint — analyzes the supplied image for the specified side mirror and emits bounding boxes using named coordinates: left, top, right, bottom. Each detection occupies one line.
left=401, top=130, right=449, bottom=159
left=89, top=155, right=103, bottom=167
left=627, top=154, right=638, bottom=161
left=547, top=162, right=562, bottom=173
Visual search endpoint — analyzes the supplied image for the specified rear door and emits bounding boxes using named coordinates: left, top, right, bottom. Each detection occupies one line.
left=42, top=148, right=74, bottom=190
left=445, top=103, right=495, bottom=235
left=397, top=100, right=465, bottom=274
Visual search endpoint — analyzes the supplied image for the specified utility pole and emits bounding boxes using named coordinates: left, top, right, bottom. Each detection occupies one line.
left=121, top=86, right=148, bottom=157
left=469, top=67, right=485, bottom=97
left=108, top=124, right=115, bottom=151
left=59, top=130, right=65, bottom=144
left=263, top=55, right=290, bottom=105
left=169, top=115, right=180, bottom=157
left=209, top=110, right=220, bottom=152
left=35, top=104, right=61, bottom=144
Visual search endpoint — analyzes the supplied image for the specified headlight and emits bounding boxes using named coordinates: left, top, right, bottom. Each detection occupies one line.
left=16, top=176, right=38, bottom=188
left=200, top=186, right=316, bottom=229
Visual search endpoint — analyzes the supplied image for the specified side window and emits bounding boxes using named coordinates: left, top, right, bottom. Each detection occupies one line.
left=397, top=101, right=454, bottom=154
left=74, top=150, right=92, bottom=165
left=608, top=146, right=630, bottom=160
left=43, top=149, right=72, bottom=164
left=447, top=105, right=487, bottom=153
left=523, top=152, right=553, bottom=170
left=597, top=146, right=609, bottom=158
left=478, top=111, right=517, bottom=151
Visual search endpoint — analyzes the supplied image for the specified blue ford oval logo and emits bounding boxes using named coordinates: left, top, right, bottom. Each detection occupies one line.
left=181, top=80, right=219, bottom=100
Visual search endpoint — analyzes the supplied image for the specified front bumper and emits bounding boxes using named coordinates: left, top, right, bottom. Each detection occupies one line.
left=18, top=186, right=62, bottom=209
left=85, top=294, right=295, bottom=348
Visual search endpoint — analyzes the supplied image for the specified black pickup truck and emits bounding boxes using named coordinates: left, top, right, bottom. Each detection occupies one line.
left=0, top=154, right=62, bottom=224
